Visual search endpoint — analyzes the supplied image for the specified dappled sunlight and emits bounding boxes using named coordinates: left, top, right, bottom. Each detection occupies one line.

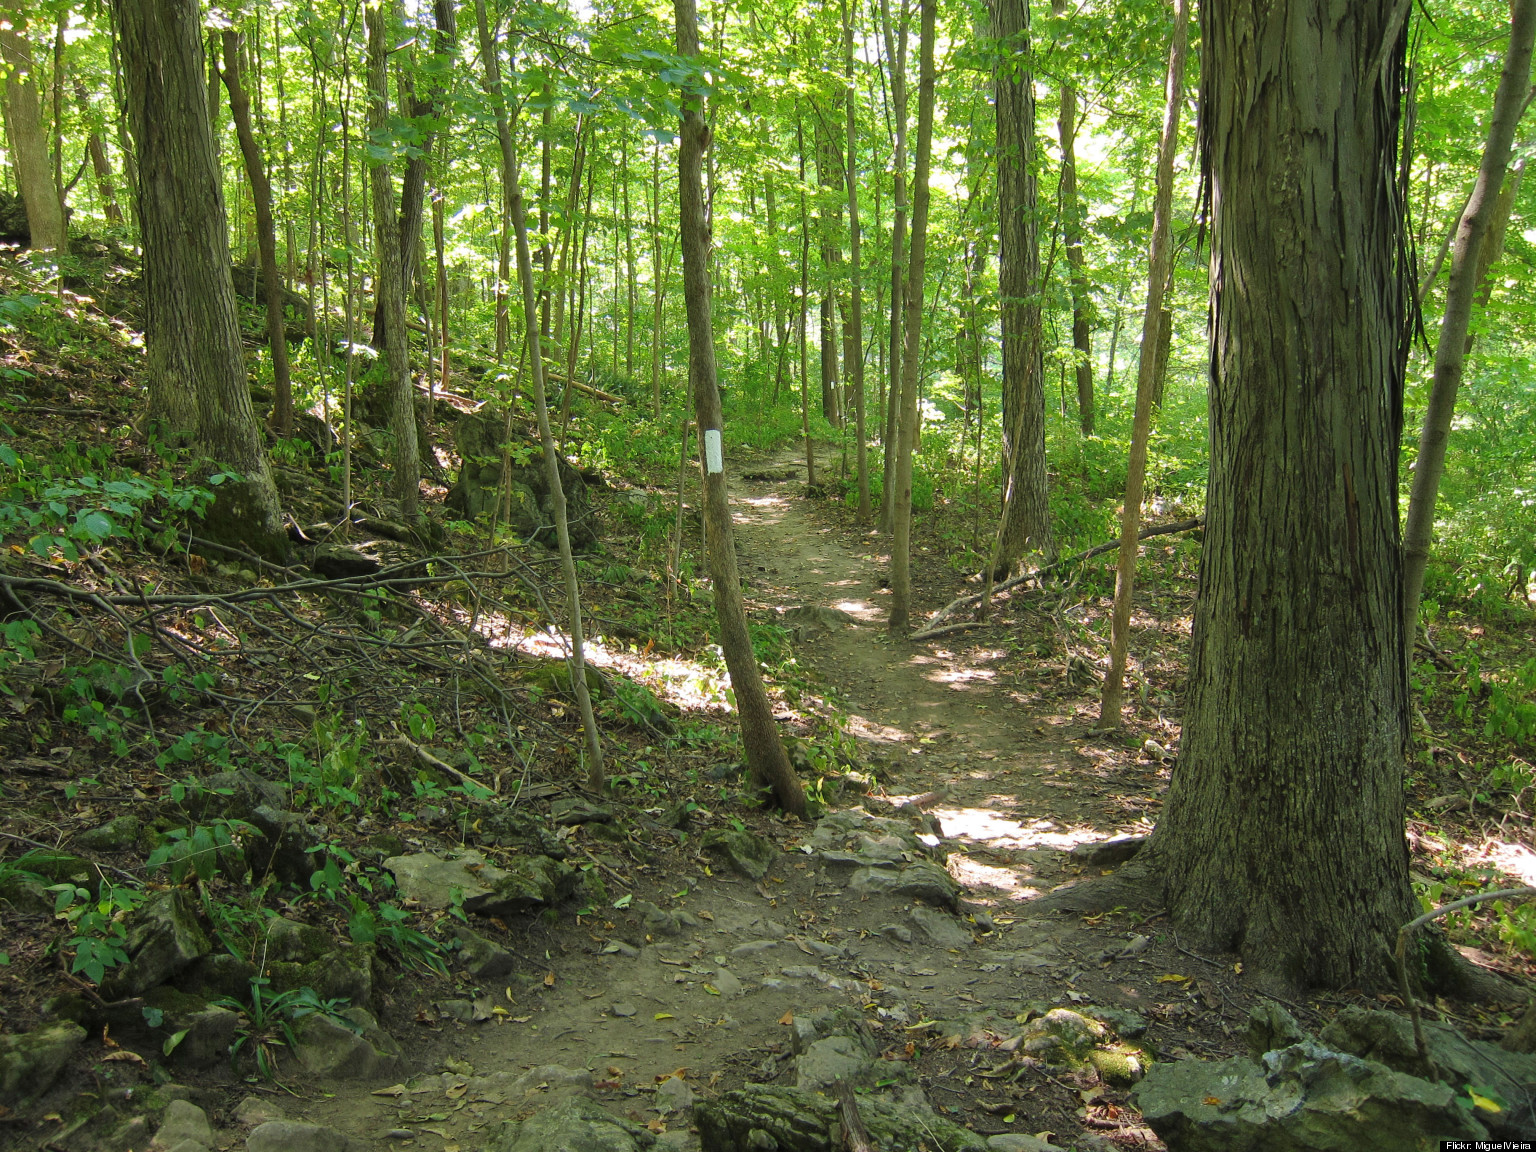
left=947, top=853, right=1032, bottom=892
left=1471, top=838, right=1536, bottom=886
left=932, top=805, right=1101, bottom=852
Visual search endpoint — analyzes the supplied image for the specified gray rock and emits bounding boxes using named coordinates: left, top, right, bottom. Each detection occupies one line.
left=260, top=918, right=333, bottom=964
left=805, top=810, right=938, bottom=872
left=484, top=1095, right=655, bottom=1151
left=1018, top=1009, right=1108, bottom=1067
left=695, top=1084, right=986, bottom=1152
left=849, top=861, right=961, bottom=908
left=444, top=410, right=596, bottom=549
left=909, top=907, right=972, bottom=949
left=76, top=814, right=146, bottom=852
left=449, top=923, right=517, bottom=980
left=176, top=952, right=259, bottom=1000
left=465, top=1065, right=593, bottom=1104
left=1131, top=1041, right=1488, bottom=1150
left=986, top=1136, right=1066, bottom=1152
left=101, top=889, right=210, bottom=999
left=265, top=945, right=374, bottom=1008
left=1247, top=1000, right=1307, bottom=1060
left=699, top=828, right=778, bottom=880
left=232, top=1096, right=287, bottom=1127
left=291, top=1009, right=402, bottom=1080
left=777, top=605, right=856, bottom=633
left=245, top=805, right=326, bottom=883
left=795, top=1035, right=879, bottom=1092
left=1085, top=1005, right=1148, bottom=1040
left=0, top=1021, right=86, bottom=1108
left=1068, top=836, right=1147, bottom=868
left=463, top=855, right=577, bottom=917
left=246, top=1120, right=357, bottom=1152
left=192, top=768, right=288, bottom=821
left=711, top=968, right=744, bottom=998
left=384, top=850, right=497, bottom=908
left=165, top=1006, right=239, bottom=1071
left=152, top=1100, right=212, bottom=1150
left=879, top=924, right=914, bottom=944
left=654, top=1075, right=696, bottom=1114
left=729, top=940, right=780, bottom=957
left=633, top=900, right=686, bottom=937
left=550, top=798, right=615, bottom=826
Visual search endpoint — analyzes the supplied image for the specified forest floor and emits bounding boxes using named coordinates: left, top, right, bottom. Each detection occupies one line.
left=2, top=250, right=1535, bottom=1152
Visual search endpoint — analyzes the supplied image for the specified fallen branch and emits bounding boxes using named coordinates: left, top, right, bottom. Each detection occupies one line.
left=912, top=516, right=1204, bottom=639
left=544, top=369, right=625, bottom=405
left=393, top=734, right=496, bottom=796
left=833, top=1080, right=874, bottom=1152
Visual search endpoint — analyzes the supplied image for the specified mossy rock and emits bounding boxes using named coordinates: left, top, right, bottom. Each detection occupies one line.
left=0, top=1021, right=87, bottom=1109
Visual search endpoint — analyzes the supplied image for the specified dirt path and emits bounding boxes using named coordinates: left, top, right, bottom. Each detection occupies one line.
left=283, top=450, right=1162, bottom=1151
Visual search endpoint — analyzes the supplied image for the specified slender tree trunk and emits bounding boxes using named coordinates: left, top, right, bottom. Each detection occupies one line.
left=843, top=0, right=871, bottom=521
left=366, top=3, right=419, bottom=520
left=651, top=143, right=665, bottom=415
left=74, top=80, right=124, bottom=225
left=1144, top=0, right=1422, bottom=991
left=219, top=30, right=293, bottom=438
left=1097, top=0, right=1192, bottom=726
left=475, top=0, right=604, bottom=791
left=1053, top=0, right=1093, bottom=435
left=114, top=0, right=286, bottom=557
left=623, top=137, right=636, bottom=379
left=675, top=0, right=806, bottom=817
left=1401, top=0, right=1536, bottom=642
left=433, top=174, right=450, bottom=420
left=798, top=109, right=817, bottom=488
left=888, top=0, right=935, bottom=635
left=988, top=0, right=1055, bottom=580
left=0, top=20, right=67, bottom=251
left=876, top=0, right=907, bottom=533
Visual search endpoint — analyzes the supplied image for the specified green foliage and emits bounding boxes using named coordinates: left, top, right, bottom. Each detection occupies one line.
left=0, top=438, right=222, bottom=561
left=50, top=880, right=144, bottom=984
left=347, top=898, right=448, bottom=975
left=211, top=977, right=359, bottom=1079
left=146, top=819, right=256, bottom=884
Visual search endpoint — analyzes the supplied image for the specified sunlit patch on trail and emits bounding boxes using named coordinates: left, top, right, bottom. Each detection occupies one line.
left=931, top=806, right=1100, bottom=853
left=1474, top=839, right=1536, bottom=886
left=947, top=853, right=1033, bottom=893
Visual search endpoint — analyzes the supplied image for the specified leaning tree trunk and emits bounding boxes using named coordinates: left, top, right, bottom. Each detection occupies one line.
left=1096, top=0, right=1192, bottom=727
left=887, top=0, right=935, bottom=635
left=0, top=19, right=66, bottom=252
left=1401, top=0, right=1536, bottom=644
left=674, top=0, right=806, bottom=817
left=219, top=30, right=293, bottom=438
left=365, top=3, right=420, bottom=521
left=988, top=0, right=1054, bottom=580
left=1145, top=0, right=1420, bottom=991
left=114, top=0, right=286, bottom=558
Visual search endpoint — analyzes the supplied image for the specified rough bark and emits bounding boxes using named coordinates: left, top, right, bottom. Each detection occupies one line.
left=366, top=3, right=420, bottom=521
left=798, top=110, right=817, bottom=489
left=0, top=19, right=66, bottom=251
left=1097, top=0, right=1191, bottom=726
left=1401, top=0, right=1535, bottom=642
left=219, top=30, right=293, bottom=438
left=989, top=0, right=1054, bottom=578
left=674, top=0, right=805, bottom=817
left=1145, top=0, right=1419, bottom=991
left=114, top=0, right=286, bottom=558
left=887, top=0, right=935, bottom=635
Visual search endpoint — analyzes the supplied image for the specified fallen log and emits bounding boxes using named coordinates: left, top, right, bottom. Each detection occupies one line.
left=911, top=515, right=1204, bottom=640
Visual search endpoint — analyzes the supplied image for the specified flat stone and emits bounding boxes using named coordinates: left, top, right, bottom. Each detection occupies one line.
left=711, top=968, right=745, bottom=998
left=879, top=924, right=914, bottom=944
left=75, top=815, right=145, bottom=852
left=465, top=1065, right=594, bottom=1105
left=849, top=861, right=961, bottom=908
left=1068, top=836, right=1147, bottom=869
left=152, top=1100, right=212, bottom=1150
left=246, top=1120, right=357, bottom=1152
left=550, top=798, right=615, bottom=825
left=612, top=1003, right=638, bottom=1017
left=987, top=1136, right=1066, bottom=1152
left=654, top=1075, right=696, bottom=1114
left=232, top=1097, right=287, bottom=1127
left=909, top=907, right=972, bottom=949
left=484, top=1095, right=654, bottom=1151
left=384, top=850, right=501, bottom=909
left=463, top=855, right=576, bottom=917
left=729, top=940, right=780, bottom=957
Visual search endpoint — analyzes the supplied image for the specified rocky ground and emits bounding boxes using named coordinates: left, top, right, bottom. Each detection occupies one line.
left=2, top=448, right=1534, bottom=1152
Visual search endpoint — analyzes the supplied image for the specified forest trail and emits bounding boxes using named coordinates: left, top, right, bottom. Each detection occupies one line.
left=283, top=449, right=1176, bottom=1151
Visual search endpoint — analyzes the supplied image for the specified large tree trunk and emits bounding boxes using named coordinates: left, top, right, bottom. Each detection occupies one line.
left=1401, top=0, right=1535, bottom=643
left=989, top=0, right=1054, bottom=578
left=1097, top=0, right=1192, bottom=726
left=114, top=0, right=285, bottom=558
left=219, top=30, right=293, bottom=438
left=887, top=0, right=935, bottom=635
left=0, top=19, right=66, bottom=251
left=674, top=0, right=806, bottom=817
left=366, top=3, right=420, bottom=521
left=1147, top=0, right=1418, bottom=991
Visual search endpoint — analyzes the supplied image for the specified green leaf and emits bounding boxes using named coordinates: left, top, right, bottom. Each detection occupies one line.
left=162, top=1029, right=189, bottom=1057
